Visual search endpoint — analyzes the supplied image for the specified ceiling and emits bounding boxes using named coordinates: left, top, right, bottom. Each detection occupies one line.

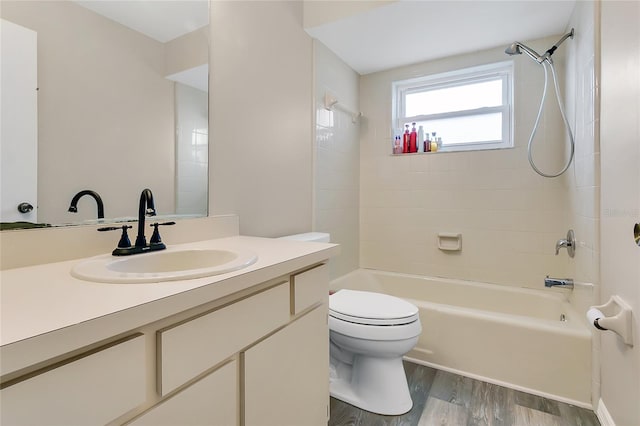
left=305, top=0, right=577, bottom=75
left=74, top=0, right=208, bottom=43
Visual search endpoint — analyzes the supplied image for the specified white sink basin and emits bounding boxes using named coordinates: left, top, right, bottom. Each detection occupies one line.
left=71, top=248, right=258, bottom=283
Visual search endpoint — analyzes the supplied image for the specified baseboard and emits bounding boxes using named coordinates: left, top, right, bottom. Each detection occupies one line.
left=596, top=398, right=616, bottom=426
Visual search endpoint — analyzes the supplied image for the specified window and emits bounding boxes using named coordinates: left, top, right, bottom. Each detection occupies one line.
left=393, top=61, right=513, bottom=152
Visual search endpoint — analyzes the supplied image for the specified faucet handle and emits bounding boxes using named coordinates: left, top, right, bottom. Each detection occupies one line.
left=555, top=229, right=576, bottom=258
left=98, top=225, right=133, bottom=248
left=149, top=221, right=175, bottom=244
left=555, top=239, right=569, bottom=255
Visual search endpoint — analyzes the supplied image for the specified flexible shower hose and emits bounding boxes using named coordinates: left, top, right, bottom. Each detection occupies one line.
left=527, top=60, right=575, bottom=178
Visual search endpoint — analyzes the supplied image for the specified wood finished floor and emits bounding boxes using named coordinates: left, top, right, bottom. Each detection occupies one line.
left=329, top=362, right=600, bottom=426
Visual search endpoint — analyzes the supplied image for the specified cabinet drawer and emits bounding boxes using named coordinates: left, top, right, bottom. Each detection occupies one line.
left=0, top=335, right=146, bottom=426
left=159, top=282, right=289, bottom=395
left=291, top=264, right=328, bottom=315
left=131, top=359, right=238, bottom=426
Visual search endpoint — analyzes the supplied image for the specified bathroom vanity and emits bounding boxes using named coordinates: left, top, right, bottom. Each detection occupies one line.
left=0, top=236, right=338, bottom=425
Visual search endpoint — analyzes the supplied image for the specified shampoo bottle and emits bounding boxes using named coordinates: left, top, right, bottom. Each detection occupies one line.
left=410, top=123, right=417, bottom=153
left=417, top=126, right=424, bottom=153
left=402, top=125, right=410, bottom=153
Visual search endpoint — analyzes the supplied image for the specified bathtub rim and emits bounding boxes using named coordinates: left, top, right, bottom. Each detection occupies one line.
left=332, top=268, right=572, bottom=305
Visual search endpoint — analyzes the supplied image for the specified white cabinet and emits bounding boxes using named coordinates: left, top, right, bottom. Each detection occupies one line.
left=0, top=335, right=146, bottom=426
left=245, top=265, right=329, bottom=426
left=1, top=263, right=330, bottom=426
left=245, top=305, right=329, bottom=426
left=130, top=359, right=238, bottom=426
left=158, top=282, right=289, bottom=395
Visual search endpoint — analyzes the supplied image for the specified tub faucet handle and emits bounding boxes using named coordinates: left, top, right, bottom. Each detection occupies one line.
left=555, top=229, right=575, bottom=258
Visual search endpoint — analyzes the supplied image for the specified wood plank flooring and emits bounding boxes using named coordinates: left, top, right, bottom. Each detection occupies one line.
left=329, top=362, right=600, bottom=426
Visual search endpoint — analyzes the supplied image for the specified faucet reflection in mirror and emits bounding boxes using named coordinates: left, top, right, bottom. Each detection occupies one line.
left=68, top=190, right=104, bottom=219
left=0, top=1, right=209, bottom=229
left=98, top=189, right=175, bottom=256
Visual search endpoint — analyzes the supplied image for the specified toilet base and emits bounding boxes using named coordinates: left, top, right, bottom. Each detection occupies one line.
left=330, top=354, right=413, bottom=416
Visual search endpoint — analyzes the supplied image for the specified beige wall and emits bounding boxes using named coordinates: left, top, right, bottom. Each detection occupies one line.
left=164, top=26, right=208, bottom=77
left=1, top=1, right=176, bottom=224
left=599, top=1, right=640, bottom=424
left=359, top=37, right=570, bottom=289
left=209, top=1, right=313, bottom=238
left=313, top=40, right=360, bottom=279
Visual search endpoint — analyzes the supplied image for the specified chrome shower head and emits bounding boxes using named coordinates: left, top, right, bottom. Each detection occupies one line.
left=505, top=43, right=521, bottom=56
left=505, top=41, right=542, bottom=62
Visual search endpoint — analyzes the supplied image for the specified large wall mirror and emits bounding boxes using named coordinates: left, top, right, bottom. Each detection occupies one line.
left=0, top=0, right=209, bottom=229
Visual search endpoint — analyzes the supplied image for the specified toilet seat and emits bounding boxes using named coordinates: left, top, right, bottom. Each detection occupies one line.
left=329, top=289, right=419, bottom=326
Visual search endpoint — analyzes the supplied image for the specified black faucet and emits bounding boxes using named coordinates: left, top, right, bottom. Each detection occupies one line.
left=68, top=190, right=104, bottom=219
left=135, top=188, right=156, bottom=248
left=97, top=188, right=174, bottom=256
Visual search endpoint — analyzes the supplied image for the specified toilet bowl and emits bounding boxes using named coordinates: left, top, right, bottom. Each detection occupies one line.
left=329, top=289, right=422, bottom=415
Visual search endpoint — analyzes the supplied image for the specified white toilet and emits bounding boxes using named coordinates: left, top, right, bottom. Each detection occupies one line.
left=278, top=232, right=422, bottom=415
left=329, top=289, right=421, bottom=415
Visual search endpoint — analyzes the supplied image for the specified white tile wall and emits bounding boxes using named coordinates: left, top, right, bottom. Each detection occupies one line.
left=359, top=37, right=572, bottom=289
left=563, top=0, right=599, bottom=408
left=313, top=40, right=360, bottom=279
left=562, top=0, right=599, bottom=311
left=175, top=83, right=208, bottom=216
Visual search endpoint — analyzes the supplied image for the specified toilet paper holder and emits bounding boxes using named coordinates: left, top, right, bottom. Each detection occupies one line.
left=588, top=296, right=633, bottom=346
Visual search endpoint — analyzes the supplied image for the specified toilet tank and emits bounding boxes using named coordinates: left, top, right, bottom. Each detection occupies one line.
left=278, top=232, right=330, bottom=243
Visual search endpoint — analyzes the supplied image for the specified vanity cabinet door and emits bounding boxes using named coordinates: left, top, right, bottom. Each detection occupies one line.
left=130, top=359, right=238, bottom=426
left=158, top=282, right=289, bottom=395
left=244, top=304, right=329, bottom=426
left=0, top=335, right=146, bottom=426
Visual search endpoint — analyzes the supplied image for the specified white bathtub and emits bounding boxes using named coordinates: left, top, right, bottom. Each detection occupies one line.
left=330, top=269, right=592, bottom=407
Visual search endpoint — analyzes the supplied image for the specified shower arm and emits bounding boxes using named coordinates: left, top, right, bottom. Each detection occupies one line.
left=539, top=28, right=575, bottom=63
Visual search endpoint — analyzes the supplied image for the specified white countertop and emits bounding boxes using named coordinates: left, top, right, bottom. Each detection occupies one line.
left=0, top=236, right=338, bottom=375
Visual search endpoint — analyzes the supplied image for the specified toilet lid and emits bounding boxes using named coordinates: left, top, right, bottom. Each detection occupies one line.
left=329, top=289, right=419, bottom=326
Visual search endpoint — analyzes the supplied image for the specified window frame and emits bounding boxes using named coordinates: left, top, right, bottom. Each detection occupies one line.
left=392, top=61, right=514, bottom=152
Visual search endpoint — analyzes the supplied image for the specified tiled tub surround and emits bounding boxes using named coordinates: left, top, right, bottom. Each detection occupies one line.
left=562, top=0, right=601, bottom=410
left=331, top=269, right=591, bottom=407
left=313, top=39, right=361, bottom=281
left=359, top=35, right=571, bottom=290
left=0, top=236, right=338, bottom=425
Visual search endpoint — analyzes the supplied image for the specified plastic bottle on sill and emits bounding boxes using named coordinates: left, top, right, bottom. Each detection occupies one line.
left=410, top=123, right=418, bottom=153
left=437, top=137, right=443, bottom=151
left=417, top=126, right=424, bottom=153
left=402, top=124, right=410, bottom=153
left=424, top=133, right=431, bottom=152
left=394, top=136, right=402, bottom=154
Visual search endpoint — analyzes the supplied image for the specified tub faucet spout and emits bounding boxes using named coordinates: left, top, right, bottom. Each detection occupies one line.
left=544, top=276, right=574, bottom=289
